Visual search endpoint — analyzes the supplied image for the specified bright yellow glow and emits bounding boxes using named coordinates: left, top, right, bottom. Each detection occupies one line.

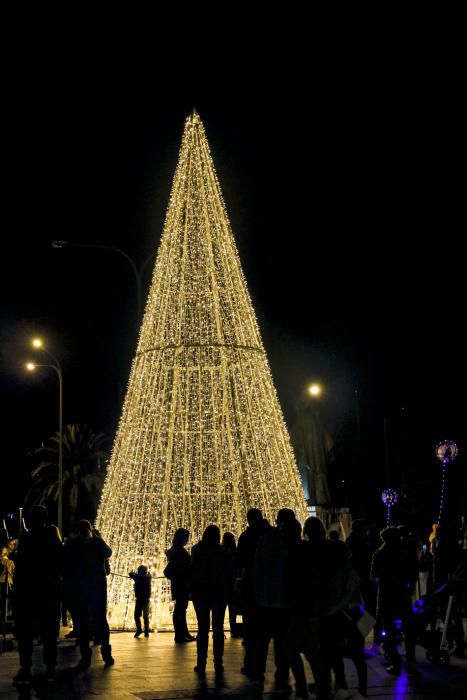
left=32, top=338, right=43, bottom=348
left=26, top=362, right=36, bottom=371
left=308, top=384, right=321, bottom=396
left=95, top=111, right=308, bottom=631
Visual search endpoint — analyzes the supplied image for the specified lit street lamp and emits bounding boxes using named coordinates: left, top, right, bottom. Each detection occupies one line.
left=26, top=338, right=64, bottom=535
left=300, top=382, right=331, bottom=505
left=51, top=241, right=154, bottom=322
left=308, top=383, right=322, bottom=397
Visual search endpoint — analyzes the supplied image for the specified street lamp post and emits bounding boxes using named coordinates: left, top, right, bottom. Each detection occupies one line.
left=51, top=241, right=154, bottom=322
left=354, top=388, right=361, bottom=445
left=302, top=382, right=332, bottom=505
left=26, top=339, right=64, bottom=535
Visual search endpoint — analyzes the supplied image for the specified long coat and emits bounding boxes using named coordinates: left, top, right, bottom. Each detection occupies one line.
left=164, top=547, right=190, bottom=601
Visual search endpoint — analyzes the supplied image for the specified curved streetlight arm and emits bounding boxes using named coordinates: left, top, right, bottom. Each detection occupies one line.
left=140, top=253, right=155, bottom=279
left=52, top=240, right=141, bottom=275
left=30, top=362, right=58, bottom=374
left=84, top=244, right=140, bottom=279
left=51, top=241, right=149, bottom=321
left=94, top=245, right=141, bottom=321
left=39, top=346, right=62, bottom=373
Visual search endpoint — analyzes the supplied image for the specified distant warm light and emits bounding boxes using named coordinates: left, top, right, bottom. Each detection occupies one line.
left=308, top=384, right=321, bottom=396
left=32, top=338, right=43, bottom=348
left=26, top=362, right=36, bottom=371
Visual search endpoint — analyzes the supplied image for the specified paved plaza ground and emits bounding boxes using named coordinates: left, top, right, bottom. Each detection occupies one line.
left=1, top=628, right=467, bottom=699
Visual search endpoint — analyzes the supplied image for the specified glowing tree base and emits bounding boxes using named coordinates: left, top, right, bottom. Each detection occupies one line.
left=96, top=112, right=308, bottom=630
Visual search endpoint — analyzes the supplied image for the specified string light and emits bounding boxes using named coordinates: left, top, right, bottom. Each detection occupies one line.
left=95, top=111, right=308, bottom=630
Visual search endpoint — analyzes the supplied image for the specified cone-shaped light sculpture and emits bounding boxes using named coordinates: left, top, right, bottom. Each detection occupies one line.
left=96, top=112, right=308, bottom=629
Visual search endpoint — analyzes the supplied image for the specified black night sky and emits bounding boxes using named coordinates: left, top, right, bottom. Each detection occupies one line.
left=1, top=46, right=466, bottom=531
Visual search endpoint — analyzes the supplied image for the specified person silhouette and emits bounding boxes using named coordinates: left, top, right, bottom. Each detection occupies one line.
left=164, top=528, right=195, bottom=643
left=190, top=525, right=230, bottom=675
left=129, top=565, right=151, bottom=637
left=13, top=505, right=62, bottom=686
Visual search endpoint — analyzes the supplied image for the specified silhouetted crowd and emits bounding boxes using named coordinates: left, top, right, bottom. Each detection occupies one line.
left=6, top=506, right=114, bottom=687
left=163, top=509, right=467, bottom=699
left=161, top=509, right=368, bottom=698
left=3, top=504, right=467, bottom=698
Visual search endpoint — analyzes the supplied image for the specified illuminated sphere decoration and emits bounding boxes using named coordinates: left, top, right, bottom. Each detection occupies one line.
left=95, top=111, right=308, bottom=630
left=381, top=488, right=398, bottom=507
left=436, top=440, right=458, bottom=465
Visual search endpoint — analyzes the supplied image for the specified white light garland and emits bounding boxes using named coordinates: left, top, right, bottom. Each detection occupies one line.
left=96, top=111, right=308, bottom=629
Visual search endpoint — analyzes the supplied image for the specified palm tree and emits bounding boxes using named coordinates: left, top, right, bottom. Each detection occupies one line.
left=27, top=424, right=108, bottom=535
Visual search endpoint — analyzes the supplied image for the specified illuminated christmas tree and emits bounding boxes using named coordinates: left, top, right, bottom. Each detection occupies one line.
left=96, top=111, right=308, bottom=629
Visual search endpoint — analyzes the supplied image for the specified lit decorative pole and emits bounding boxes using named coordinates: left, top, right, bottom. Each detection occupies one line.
left=436, top=440, right=458, bottom=524
left=381, top=488, right=398, bottom=526
left=26, top=338, right=63, bottom=535
left=96, top=111, right=308, bottom=629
